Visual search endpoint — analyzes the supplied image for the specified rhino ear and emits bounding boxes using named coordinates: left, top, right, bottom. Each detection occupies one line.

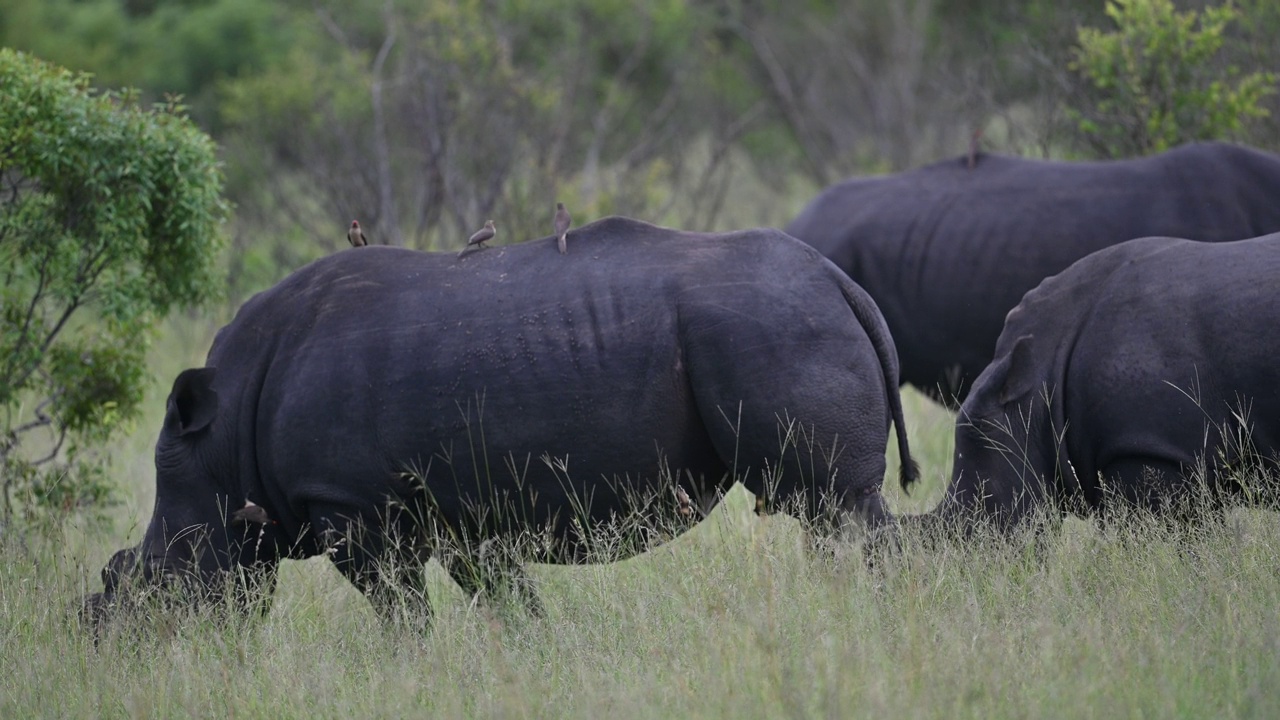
left=998, top=335, right=1037, bottom=405
left=166, top=367, right=218, bottom=437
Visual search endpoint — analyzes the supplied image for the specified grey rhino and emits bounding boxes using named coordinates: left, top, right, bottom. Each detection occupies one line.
left=785, top=142, right=1280, bottom=406
left=928, top=232, right=1280, bottom=534
left=82, top=217, right=917, bottom=626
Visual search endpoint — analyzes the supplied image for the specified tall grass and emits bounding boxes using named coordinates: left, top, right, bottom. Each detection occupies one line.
left=3, top=346, right=1278, bottom=717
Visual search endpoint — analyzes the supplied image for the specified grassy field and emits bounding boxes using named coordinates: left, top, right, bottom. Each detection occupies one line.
left=3, top=334, right=1279, bottom=718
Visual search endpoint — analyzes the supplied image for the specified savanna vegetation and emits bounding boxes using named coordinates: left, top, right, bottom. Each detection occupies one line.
left=0, top=49, right=226, bottom=531
left=7, top=389, right=1280, bottom=717
left=2, top=0, right=1279, bottom=716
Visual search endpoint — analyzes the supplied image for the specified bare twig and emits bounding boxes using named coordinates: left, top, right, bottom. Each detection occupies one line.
left=9, top=397, right=55, bottom=438
left=370, top=0, right=402, bottom=246
left=313, top=6, right=350, bottom=47
left=582, top=14, right=655, bottom=205
left=684, top=101, right=767, bottom=229
left=30, top=424, right=68, bottom=466
left=732, top=21, right=830, bottom=185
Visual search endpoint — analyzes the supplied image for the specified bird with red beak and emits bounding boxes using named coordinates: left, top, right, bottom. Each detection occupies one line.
left=554, top=203, right=572, bottom=254
left=348, top=220, right=368, bottom=247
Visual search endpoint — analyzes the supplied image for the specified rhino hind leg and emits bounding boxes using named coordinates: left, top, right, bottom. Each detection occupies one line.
left=443, top=542, right=544, bottom=619
left=312, top=503, right=433, bottom=626
left=1099, top=457, right=1226, bottom=533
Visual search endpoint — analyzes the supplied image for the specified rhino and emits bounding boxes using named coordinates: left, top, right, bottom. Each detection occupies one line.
left=82, top=217, right=917, bottom=627
left=925, top=231, right=1280, bottom=534
left=785, top=142, right=1280, bottom=405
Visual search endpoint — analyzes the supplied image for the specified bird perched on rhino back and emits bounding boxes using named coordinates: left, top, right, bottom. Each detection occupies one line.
left=554, top=202, right=572, bottom=254
left=459, top=220, right=496, bottom=257
left=347, top=220, right=368, bottom=247
left=967, top=128, right=984, bottom=169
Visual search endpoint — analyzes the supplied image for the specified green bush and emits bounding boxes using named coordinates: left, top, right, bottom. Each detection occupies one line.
left=1068, top=0, right=1276, bottom=158
left=0, top=49, right=227, bottom=528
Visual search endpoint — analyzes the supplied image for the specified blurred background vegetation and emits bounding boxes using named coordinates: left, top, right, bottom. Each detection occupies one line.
left=5, top=0, right=1277, bottom=298
left=1, top=0, right=1277, bottom=527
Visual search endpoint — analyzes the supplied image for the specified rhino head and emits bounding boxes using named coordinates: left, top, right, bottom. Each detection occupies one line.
left=81, top=368, right=282, bottom=632
left=917, top=334, right=1065, bottom=538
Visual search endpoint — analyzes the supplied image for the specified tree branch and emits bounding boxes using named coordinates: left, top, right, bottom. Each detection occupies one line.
left=582, top=15, right=654, bottom=205
left=684, top=101, right=766, bottom=229
left=370, top=1, right=402, bottom=246
left=9, top=396, right=55, bottom=438
left=732, top=22, right=830, bottom=186
left=2, top=249, right=53, bottom=393
left=30, top=424, right=67, bottom=466
left=313, top=6, right=350, bottom=47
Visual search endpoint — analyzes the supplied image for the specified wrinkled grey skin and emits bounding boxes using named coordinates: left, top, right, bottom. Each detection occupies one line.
left=920, top=232, right=1280, bottom=536
left=83, top=217, right=918, bottom=627
left=785, top=142, right=1280, bottom=406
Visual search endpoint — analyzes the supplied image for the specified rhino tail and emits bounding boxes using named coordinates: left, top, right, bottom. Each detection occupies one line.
left=836, top=275, right=920, bottom=493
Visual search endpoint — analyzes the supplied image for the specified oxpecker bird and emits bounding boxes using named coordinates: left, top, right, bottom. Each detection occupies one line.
left=675, top=486, right=694, bottom=518
left=348, top=220, right=368, bottom=247
left=232, top=500, right=274, bottom=554
left=459, top=220, right=496, bottom=257
left=554, top=202, right=572, bottom=254
left=232, top=500, right=274, bottom=526
left=967, top=128, right=984, bottom=169
left=755, top=496, right=767, bottom=516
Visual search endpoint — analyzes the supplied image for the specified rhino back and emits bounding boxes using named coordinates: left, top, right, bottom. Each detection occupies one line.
left=786, top=142, right=1280, bottom=400
left=1062, top=234, right=1280, bottom=475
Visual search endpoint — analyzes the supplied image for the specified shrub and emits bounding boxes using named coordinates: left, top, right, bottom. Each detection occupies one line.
left=0, top=49, right=227, bottom=529
left=1067, top=0, right=1276, bottom=157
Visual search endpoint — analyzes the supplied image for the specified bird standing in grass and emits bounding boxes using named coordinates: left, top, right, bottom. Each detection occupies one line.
left=347, top=220, right=368, bottom=247
left=459, top=220, right=496, bottom=257
left=554, top=202, right=572, bottom=254
left=675, top=486, right=694, bottom=518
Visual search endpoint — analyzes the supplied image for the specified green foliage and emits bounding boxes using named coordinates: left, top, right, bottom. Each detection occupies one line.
left=0, top=0, right=295, bottom=127
left=1067, top=0, right=1276, bottom=157
left=0, top=49, right=227, bottom=526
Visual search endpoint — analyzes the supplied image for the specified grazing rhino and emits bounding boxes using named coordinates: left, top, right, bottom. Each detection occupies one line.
left=82, top=217, right=918, bottom=627
left=785, top=142, right=1280, bottom=406
left=924, top=232, right=1280, bottom=535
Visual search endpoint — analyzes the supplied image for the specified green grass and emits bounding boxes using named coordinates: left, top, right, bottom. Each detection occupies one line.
left=4, top=360, right=1280, bottom=718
